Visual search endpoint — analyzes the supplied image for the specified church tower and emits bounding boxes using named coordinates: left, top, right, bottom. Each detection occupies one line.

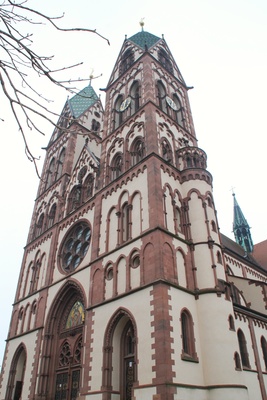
left=1, top=26, right=267, bottom=400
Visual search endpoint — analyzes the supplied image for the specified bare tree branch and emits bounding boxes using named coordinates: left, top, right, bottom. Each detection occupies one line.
left=0, top=0, right=109, bottom=175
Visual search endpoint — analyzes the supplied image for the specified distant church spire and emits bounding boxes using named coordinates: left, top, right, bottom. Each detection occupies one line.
left=233, top=193, right=254, bottom=253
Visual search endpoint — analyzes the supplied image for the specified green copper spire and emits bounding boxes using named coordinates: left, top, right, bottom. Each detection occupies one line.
left=233, top=193, right=254, bottom=253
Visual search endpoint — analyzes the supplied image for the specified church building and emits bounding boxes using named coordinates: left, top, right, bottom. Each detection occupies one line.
left=1, top=26, right=267, bottom=400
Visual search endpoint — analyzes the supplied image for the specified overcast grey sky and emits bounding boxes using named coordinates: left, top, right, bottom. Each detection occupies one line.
left=1, top=0, right=266, bottom=364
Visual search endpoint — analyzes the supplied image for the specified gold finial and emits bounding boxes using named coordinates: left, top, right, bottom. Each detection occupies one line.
left=139, top=18, right=145, bottom=31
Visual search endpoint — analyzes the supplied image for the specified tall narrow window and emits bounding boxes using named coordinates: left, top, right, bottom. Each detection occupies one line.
left=120, top=49, right=134, bottom=74
left=121, top=202, right=131, bottom=242
left=114, top=95, right=123, bottom=129
left=91, top=119, right=100, bottom=132
left=181, top=310, right=197, bottom=360
left=130, top=138, right=145, bottom=166
left=130, top=81, right=140, bottom=115
left=47, top=203, right=57, bottom=228
left=157, top=81, right=167, bottom=113
left=261, top=336, right=267, bottom=370
left=161, top=139, right=173, bottom=163
left=67, top=185, right=82, bottom=214
left=83, top=174, right=94, bottom=200
left=234, top=352, right=242, bottom=370
left=237, top=329, right=250, bottom=369
left=173, top=94, right=185, bottom=127
left=35, top=213, right=44, bottom=238
left=56, top=148, right=66, bottom=180
left=111, top=153, right=123, bottom=181
left=158, top=48, right=173, bottom=74
left=46, top=158, right=55, bottom=189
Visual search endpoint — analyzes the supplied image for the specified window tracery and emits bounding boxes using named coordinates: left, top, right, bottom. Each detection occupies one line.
left=158, top=48, right=173, bottom=74
left=119, top=48, right=134, bottom=75
left=130, top=138, right=145, bottom=166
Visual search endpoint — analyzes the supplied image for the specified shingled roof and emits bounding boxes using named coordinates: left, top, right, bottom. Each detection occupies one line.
left=69, top=85, right=99, bottom=118
left=128, top=30, right=161, bottom=50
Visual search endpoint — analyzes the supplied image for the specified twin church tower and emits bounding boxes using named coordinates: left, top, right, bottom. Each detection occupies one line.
left=1, top=27, right=267, bottom=400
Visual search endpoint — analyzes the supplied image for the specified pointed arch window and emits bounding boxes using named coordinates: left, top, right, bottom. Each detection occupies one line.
left=83, top=174, right=95, bottom=200
left=35, top=213, right=44, bottom=238
left=114, top=95, right=123, bottom=130
left=173, top=94, right=185, bottom=127
left=261, top=336, right=267, bottom=370
left=180, top=309, right=198, bottom=361
left=157, top=81, right=168, bottom=113
left=46, top=158, right=55, bottom=189
left=130, top=81, right=140, bottom=115
left=175, top=206, right=182, bottom=234
left=158, top=48, right=173, bottom=74
left=161, top=139, right=173, bottom=163
left=234, top=352, right=242, bottom=370
left=228, top=314, right=235, bottom=331
left=47, top=203, right=57, bottom=228
left=111, top=153, right=123, bottom=181
left=237, top=329, right=250, bottom=369
left=121, top=202, right=131, bottom=242
left=91, top=119, right=100, bottom=132
left=130, top=138, right=145, bottom=166
left=67, top=185, right=82, bottom=214
left=120, top=48, right=134, bottom=75
left=56, top=148, right=66, bottom=180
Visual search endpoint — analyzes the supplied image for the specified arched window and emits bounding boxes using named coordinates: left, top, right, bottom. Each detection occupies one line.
left=158, top=48, right=173, bottom=74
left=46, top=158, right=55, bottom=189
left=237, top=329, right=250, bottom=369
left=175, top=206, right=182, bottom=234
left=114, top=95, right=123, bottom=130
left=111, top=153, right=123, bottom=181
left=130, top=81, right=140, bottom=115
left=56, top=148, right=66, bottom=180
left=83, top=174, right=94, bottom=200
left=228, top=315, right=235, bottom=331
left=180, top=309, right=197, bottom=360
left=5, top=345, right=27, bottom=400
left=130, top=138, right=145, bottom=166
left=173, top=94, right=185, bottom=127
left=261, top=336, right=267, bottom=370
left=91, top=119, right=100, bottom=132
left=35, top=213, right=44, bottom=238
left=67, top=185, right=82, bottom=214
left=211, top=220, right=217, bottom=232
left=157, top=81, right=167, bottom=113
left=161, top=139, right=173, bottom=163
left=120, top=48, right=134, bottom=74
left=47, top=203, right=57, bottom=228
left=216, top=251, right=222, bottom=264
left=121, top=202, right=131, bottom=242
left=234, top=352, right=242, bottom=370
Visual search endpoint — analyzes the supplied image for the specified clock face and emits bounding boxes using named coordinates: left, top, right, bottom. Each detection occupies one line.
left=119, top=97, right=131, bottom=112
left=166, top=96, right=178, bottom=111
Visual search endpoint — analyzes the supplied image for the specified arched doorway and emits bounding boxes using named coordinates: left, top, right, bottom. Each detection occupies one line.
left=38, top=281, right=86, bottom=400
left=6, top=345, right=26, bottom=400
left=102, top=309, right=137, bottom=400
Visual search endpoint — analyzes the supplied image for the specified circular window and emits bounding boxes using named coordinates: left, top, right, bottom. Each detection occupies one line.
left=132, top=255, right=140, bottom=269
left=106, top=266, right=113, bottom=280
left=61, top=222, right=91, bottom=272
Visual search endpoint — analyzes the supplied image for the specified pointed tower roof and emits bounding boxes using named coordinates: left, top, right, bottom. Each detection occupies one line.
left=128, top=30, right=161, bottom=50
left=233, top=193, right=254, bottom=253
left=69, top=84, right=99, bottom=118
